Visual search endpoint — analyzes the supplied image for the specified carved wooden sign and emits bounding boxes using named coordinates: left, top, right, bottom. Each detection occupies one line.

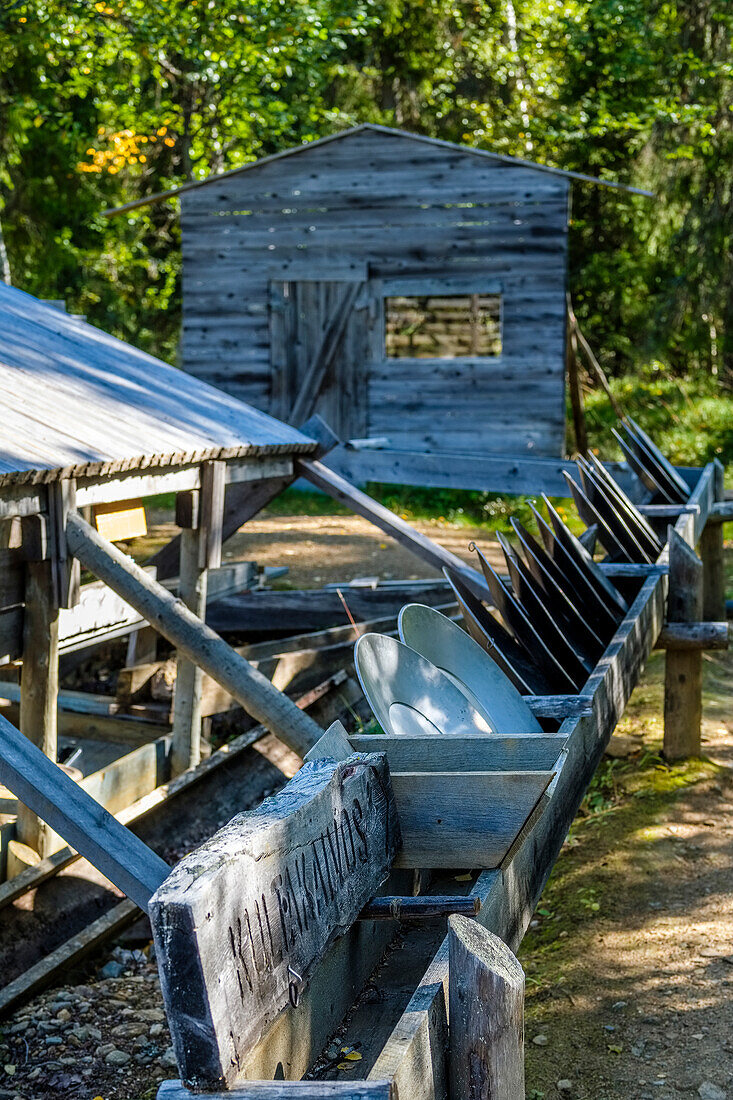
left=149, top=754, right=400, bottom=1090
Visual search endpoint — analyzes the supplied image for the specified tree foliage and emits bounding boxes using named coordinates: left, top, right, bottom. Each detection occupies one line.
left=1, top=0, right=732, bottom=386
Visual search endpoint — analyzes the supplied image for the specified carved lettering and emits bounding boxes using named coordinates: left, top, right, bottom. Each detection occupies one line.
left=150, top=755, right=400, bottom=1091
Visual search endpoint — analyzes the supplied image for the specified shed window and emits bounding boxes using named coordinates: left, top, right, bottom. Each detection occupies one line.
left=385, top=293, right=501, bottom=359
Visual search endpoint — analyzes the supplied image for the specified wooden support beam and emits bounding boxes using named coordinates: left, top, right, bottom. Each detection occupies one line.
left=66, top=513, right=323, bottom=757
left=0, top=711, right=169, bottom=909
left=701, top=461, right=726, bottom=620
left=171, top=461, right=225, bottom=775
left=48, top=479, right=80, bottom=609
left=449, top=914, right=525, bottom=1100
left=16, top=561, right=59, bottom=856
left=656, top=621, right=728, bottom=651
left=709, top=500, right=733, bottom=524
left=664, top=529, right=703, bottom=760
left=637, top=503, right=700, bottom=519
left=151, top=474, right=293, bottom=581
left=157, top=1083, right=394, bottom=1099
left=358, top=895, right=480, bottom=922
left=297, top=459, right=491, bottom=603
left=171, top=526, right=207, bottom=774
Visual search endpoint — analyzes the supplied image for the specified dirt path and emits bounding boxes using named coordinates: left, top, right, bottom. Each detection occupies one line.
left=135, top=510, right=506, bottom=588
left=522, top=647, right=733, bottom=1100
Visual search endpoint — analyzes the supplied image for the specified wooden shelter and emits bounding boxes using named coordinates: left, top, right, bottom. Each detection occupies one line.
left=109, top=124, right=651, bottom=493
left=0, top=283, right=318, bottom=860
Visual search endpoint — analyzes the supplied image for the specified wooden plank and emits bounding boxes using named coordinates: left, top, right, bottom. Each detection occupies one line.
left=0, top=711, right=170, bottom=909
left=16, top=560, right=59, bottom=855
left=0, top=900, right=138, bottom=1016
left=157, top=1082, right=393, bottom=1099
left=449, top=915, right=525, bottom=1100
left=390, top=772, right=553, bottom=869
left=656, top=621, right=728, bottom=650
left=326, top=449, right=581, bottom=497
left=663, top=530, right=703, bottom=760
left=93, top=498, right=147, bottom=542
left=347, top=734, right=567, bottom=773
left=150, top=754, right=400, bottom=1090
left=78, top=737, right=170, bottom=817
left=288, top=282, right=363, bottom=426
left=66, top=513, right=323, bottom=756
left=358, top=896, right=480, bottom=921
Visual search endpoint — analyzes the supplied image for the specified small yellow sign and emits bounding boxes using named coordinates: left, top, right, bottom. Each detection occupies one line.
left=93, top=498, right=147, bottom=542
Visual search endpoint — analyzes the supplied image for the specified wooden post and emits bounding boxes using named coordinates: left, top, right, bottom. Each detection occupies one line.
left=700, top=461, right=726, bottom=621
left=566, top=299, right=587, bottom=456
left=171, top=462, right=224, bottom=775
left=171, top=527, right=207, bottom=775
left=664, top=528, right=703, bottom=760
left=448, top=914, right=525, bottom=1100
left=16, top=560, right=59, bottom=856
left=65, top=513, right=323, bottom=757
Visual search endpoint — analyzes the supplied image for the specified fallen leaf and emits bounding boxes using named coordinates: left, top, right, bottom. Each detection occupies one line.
left=345, top=1051, right=362, bottom=1061
left=454, top=873, right=472, bottom=882
left=607, top=1044, right=623, bottom=1054
left=4, top=1065, right=15, bottom=1075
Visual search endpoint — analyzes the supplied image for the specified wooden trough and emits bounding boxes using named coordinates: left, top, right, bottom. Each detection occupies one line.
left=0, top=398, right=726, bottom=1098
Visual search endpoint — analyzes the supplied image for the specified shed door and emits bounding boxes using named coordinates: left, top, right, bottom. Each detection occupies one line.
left=269, top=280, right=370, bottom=440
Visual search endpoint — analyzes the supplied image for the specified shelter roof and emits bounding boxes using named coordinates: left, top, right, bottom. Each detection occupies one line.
left=0, top=284, right=315, bottom=486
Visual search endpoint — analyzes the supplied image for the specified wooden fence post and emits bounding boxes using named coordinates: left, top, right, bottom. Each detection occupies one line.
left=700, top=460, right=726, bottom=622
left=664, top=528, right=703, bottom=760
left=449, top=914, right=525, bottom=1100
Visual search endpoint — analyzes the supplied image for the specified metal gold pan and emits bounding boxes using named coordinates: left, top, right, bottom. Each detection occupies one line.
left=443, top=568, right=554, bottom=696
left=471, top=543, right=584, bottom=694
left=354, top=632, right=496, bottom=737
left=398, top=603, right=543, bottom=734
left=497, top=532, right=594, bottom=679
left=538, top=497, right=628, bottom=616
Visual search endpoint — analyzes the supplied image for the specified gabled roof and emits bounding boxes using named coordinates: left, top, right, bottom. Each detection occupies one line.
left=0, top=284, right=315, bottom=486
left=105, top=123, right=654, bottom=217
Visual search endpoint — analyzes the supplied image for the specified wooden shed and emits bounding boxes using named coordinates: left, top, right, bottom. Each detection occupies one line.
left=111, top=124, right=649, bottom=491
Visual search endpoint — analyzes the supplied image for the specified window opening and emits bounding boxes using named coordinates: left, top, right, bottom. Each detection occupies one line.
left=385, top=293, right=501, bottom=359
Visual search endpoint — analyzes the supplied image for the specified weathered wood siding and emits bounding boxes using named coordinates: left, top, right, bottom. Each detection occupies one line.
left=181, top=128, right=569, bottom=457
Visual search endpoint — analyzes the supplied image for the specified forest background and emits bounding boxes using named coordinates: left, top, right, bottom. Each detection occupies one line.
left=1, top=0, right=732, bottom=474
